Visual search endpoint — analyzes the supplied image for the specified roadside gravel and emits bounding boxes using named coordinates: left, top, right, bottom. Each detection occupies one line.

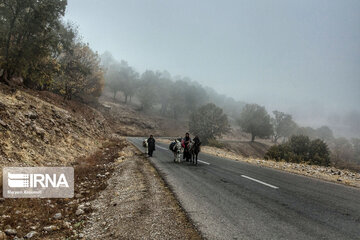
left=81, top=143, right=201, bottom=239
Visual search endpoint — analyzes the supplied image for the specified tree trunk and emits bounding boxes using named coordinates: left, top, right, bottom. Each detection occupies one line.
left=160, top=103, right=168, bottom=116
left=129, top=95, right=132, bottom=103
left=4, top=6, right=19, bottom=80
left=0, top=70, right=10, bottom=85
left=251, top=134, right=255, bottom=142
left=64, top=86, right=68, bottom=101
left=124, top=95, right=128, bottom=104
left=113, top=91, right=117, bottom=101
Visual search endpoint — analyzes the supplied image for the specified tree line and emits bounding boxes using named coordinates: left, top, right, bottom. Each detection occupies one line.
left=237, top=104, right=336, bottom=143
left=190, top=102, right=359, bottom=168
left=100, top=51, right=346, bottom=153
left=100, top=51, right=245, bottom=120
left=0, top=0, right=244, bottom=121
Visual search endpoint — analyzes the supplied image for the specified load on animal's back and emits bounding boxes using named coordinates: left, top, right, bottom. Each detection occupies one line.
left=169, top=138, right=182, bottom=163
left=169, top=141, right=176, bottom=151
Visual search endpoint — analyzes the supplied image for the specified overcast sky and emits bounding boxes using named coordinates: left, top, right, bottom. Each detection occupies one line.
left=64, top=0, right=360, bottom=123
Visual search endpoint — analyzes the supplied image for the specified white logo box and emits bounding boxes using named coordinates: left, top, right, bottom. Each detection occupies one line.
left=3, top=167, right=74, bottom=198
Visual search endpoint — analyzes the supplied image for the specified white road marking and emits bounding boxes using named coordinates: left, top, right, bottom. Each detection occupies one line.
left=156, top=145, right=168, bottom=151
left=198, top=160, right=210, bottom=165
left=241, top=175, right=279, bottom=189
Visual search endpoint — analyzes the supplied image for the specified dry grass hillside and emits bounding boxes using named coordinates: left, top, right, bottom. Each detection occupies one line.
left=0, top=85, right=110, bottom=168
left=0, top=84, right=187, bottom=170
left=217, top=128, right=273, bottom=158
left=98, top=96, right=188, bottom=137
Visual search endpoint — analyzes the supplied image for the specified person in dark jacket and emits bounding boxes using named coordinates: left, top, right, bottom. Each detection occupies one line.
left=147, top=135, right=156, bottom=157
left=182, top=132, right=192, bottom=161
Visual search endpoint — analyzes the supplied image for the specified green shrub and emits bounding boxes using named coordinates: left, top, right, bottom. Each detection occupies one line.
left=265, top=144, right=289, bottom=161
left=264, top=135, right=330, bottom=166
left=288, top=135, right=310, bottom=158
left=309, top=139, right=330, bottom=166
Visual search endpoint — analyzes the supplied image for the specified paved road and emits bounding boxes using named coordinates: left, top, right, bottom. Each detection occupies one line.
left=129, top=137, right=360, bottom=240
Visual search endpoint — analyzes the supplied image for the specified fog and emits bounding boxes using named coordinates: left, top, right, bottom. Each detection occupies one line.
left=64, top=0, right=360, bottom=137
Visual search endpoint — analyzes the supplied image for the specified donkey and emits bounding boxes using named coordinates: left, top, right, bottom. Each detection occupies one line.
left=142, top=139, right=148, bottom=155
left=189, top=136, right=201, bottom=165
left=184, top=141, right=193, bottom=162
left=170, top=139, right=182, bottom=163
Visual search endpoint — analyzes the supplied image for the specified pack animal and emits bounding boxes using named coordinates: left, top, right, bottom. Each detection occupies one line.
left=169, top=139, right=182, bottom=163
left=189, top=137, right=201, bottom=165
left=143, top=139, right=148, bottom=155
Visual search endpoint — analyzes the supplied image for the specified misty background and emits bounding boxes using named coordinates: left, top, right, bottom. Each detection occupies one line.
left=64, top=0, right=360, bottom=137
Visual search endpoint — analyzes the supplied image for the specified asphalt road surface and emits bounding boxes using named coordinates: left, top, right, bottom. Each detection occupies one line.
left=129, top=137, right=360, bottom=240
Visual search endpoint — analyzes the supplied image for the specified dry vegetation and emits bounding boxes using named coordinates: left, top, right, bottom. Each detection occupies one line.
left=0, top=84, right=109, bottom=170
left=0, top=139, right=125, bottom=239
left=0, top=84, right=186, bottom=171
left=98, top=95, right=188, bottom=137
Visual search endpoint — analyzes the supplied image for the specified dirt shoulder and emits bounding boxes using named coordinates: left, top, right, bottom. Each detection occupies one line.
left=0, top=139, right=124, bottom=239
left=157, top=138, right=360, bottom=188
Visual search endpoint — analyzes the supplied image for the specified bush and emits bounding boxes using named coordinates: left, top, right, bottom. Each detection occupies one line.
left=206, top=138, right=227, bottom=149
left=289, top=135, right=310, bottom=157
left=264, top=144, right=290, bottom=162
left=309, top=139, right=330, bottom=166
left=264, top=135, right=330, bottom=166
left=330, top=137, right=360, bottom=171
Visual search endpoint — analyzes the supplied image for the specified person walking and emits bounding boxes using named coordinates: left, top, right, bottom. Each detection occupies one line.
left=182, top=132, right=192, bottom=161
left=147, top=135, right=156, bottom=157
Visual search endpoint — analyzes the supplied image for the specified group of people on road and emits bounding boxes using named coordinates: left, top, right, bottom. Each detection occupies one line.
left=145, top=133, right=200, bottom=159
left=181, top=133, right=201, bottom=161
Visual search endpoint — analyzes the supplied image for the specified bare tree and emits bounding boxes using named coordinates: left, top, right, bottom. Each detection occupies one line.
left=271, top=111, right=297, bottom=143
